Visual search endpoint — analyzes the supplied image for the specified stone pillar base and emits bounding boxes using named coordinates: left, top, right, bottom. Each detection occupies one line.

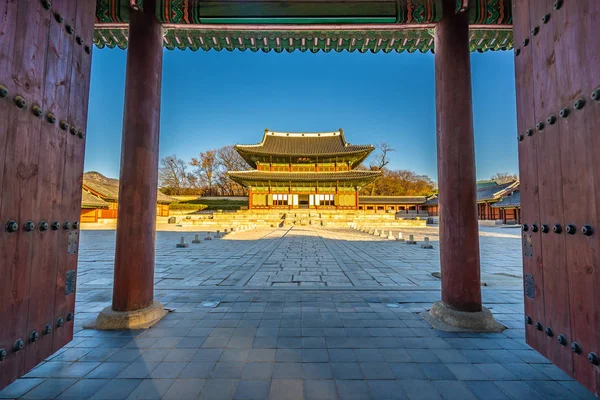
left=85, top=301, right=168, bottom=330
left=421, top=301, right=505, bottom=333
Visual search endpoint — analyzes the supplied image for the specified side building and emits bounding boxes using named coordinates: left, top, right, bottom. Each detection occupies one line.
left=491, top=189, right=520, bottom=224
left=81, top=189, right=110, bottom=223
left=228, top=129, right=381, bottom=210
left=358, top=196, right=431, bottom=216
left=81, top=172, right=174, bottom=220
left=420, top=179, right=520, bottom=222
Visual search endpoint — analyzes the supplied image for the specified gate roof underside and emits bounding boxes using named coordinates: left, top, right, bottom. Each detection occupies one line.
left=94, top=0, right=513, bottom=53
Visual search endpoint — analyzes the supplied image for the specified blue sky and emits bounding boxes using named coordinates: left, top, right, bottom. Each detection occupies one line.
left=86, top=47, right=517, bottom=182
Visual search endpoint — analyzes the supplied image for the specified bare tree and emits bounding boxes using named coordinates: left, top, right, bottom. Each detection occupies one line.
left=190, top=150, right=218, bottom=195
left=158, top=155, right=195, bottom=194
left=491, top=172, right=519, bottom=183
left=370, top=142, right=396, bottom=170
left=368, top=142, right=396, bottom=195
left=215, top=145, right=249, bottom=196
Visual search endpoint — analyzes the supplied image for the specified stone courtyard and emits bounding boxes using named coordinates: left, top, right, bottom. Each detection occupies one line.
left=0, top=226, right=594, bottom=399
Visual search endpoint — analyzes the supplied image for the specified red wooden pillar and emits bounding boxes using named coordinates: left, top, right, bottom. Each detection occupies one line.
left=112, top=1, right=163, bottom=312
left=434, top=0, right=482, bottom=313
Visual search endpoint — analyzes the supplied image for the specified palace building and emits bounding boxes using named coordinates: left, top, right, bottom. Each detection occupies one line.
left=228, top=129, right=381, bottom=210
left=81, top=172, right=174, bottom=221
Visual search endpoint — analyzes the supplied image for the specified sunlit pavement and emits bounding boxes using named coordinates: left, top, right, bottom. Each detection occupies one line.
left=1, top=227, right=594, bottom=399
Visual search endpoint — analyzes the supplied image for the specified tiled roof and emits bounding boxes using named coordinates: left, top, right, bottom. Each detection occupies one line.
left=422, top=196, right=439, bottom=206
left=83, top=172, right=175, bottom=204
left=83, top=172, right=119, bottom=201
left=236, top=130, right=374, bottom=157
left=94, top=27, right=513, bottom=54
left=81, top=190, right=109, bottom=208
left=359, top=196, right=428, bottom=205
left=417, top=181, right=519, bottom=206
left=228, top=170, right=381, bottom=184
left=477, top=180, right=519, bottom=202
left=476, top=180, right=500, bottom=189
left=491, top=191, right=521, bottom=208
left=94, top=1, right=513, bottom=53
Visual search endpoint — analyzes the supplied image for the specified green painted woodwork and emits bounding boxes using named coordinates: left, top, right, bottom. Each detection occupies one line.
left=194, top=2, right=397, bottom=19
left=94, top=0, right=513, bottom=53
left=198, top=18, right=396, bottom=24
left=94, top=26, right=512, bottom=53
left=96, top=0, right=510, bottom=25
left=235, top=150, right=371, bottom=170
left=96, top=0, right=451, bottom=24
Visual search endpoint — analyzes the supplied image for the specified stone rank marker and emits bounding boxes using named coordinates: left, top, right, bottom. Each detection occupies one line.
left=176, top=237, right=189, bottom=248
left=192, top=234, right=201, bottom=244
left=421, top=237, right=434, bottom=249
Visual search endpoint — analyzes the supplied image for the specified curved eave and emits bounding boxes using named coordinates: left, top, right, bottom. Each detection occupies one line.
left=93, top=25, right=513, bottom=54
left=228, top=170, right=381, bottom=188
left=234, top=146, right=374, bottom=169
left=81, top=201, right=109, bottom=209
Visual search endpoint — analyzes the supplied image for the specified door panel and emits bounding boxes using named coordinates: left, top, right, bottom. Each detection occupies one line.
left=529, top=0, right=573, bottom=372
left=0, top=0, right=95, bottom=390
left=556, top=1, right=600, bottom=393
left=513, top=0, right=547, bottom=359
left=55, top=0, right=96, bottom=353
left=514, top=0, right=600, bottom=395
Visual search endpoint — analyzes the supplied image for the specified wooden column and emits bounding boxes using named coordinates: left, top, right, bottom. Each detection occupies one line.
left=434, top=0, right=482, bottom=313
left=112, top=2, right=163, bottom=312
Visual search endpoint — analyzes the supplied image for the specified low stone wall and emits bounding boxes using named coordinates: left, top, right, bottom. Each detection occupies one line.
left=478, top=219, right=502, bottom=227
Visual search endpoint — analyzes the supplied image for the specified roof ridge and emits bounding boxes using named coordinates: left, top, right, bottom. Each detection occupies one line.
left=228, top=170, right=382, bottom=174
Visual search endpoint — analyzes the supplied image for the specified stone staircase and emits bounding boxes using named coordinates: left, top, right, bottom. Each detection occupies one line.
left=174, top=210, right=427, bottom=228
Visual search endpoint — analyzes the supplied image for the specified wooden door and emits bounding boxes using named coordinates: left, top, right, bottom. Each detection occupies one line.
left=0, top=0, right=95, bottom=390
left=514, top=0, right=600, bottom=395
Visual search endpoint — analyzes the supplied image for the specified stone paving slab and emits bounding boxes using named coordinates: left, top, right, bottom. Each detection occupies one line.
left=1, top=289, right=594, bottom=399
left=76, top=226, right=523, bottom=290
left=1, top=226, right=594, bottom=399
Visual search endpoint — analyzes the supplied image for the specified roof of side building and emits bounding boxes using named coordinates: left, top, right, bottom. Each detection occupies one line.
left=491, top=190, right=521, bottom=208
left=81, top=190, right=110, bottom=208
left=83, top=171, right=176, bottom=204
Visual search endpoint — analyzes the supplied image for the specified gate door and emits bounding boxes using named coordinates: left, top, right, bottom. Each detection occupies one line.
left=514, top=0, right=600, bottom=395
left=0, top=0, right=95, bottom=390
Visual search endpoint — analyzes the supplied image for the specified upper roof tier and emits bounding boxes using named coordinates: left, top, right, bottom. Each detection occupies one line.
left=235, top=129, right=375, bottom=168
left=93, top=0, right=513, bottom=54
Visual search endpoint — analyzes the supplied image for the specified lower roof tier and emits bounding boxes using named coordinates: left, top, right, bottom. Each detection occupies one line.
left=228, top=170, right=381, bottom=187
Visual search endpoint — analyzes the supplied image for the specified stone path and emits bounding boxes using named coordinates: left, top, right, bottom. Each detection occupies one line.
left=77, top=226, right=523, bottom=290
left=0, top=226, right=594, bottom=399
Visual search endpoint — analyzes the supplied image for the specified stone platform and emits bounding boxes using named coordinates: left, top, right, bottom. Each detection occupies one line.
left=174, top=209, right=428, bottom=229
